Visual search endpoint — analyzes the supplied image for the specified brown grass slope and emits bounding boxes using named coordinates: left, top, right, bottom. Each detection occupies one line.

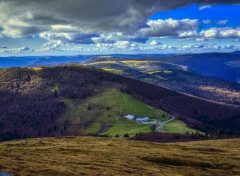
left=0, top=137, right=240, bottom=176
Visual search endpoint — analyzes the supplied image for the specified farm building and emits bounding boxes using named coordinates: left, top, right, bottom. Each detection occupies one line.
left=125, top=115, right=136, bottom=120
left=135, top=117, right=150, bottom=122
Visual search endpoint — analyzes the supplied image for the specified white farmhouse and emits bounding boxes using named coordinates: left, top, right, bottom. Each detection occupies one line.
left=135, top=117, right=150, bottom=122
left=125, top=114, right=136, bottom=120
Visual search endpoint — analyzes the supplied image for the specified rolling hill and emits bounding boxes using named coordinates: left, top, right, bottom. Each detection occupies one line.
left=0, top=54, right=173, bottom=68
left=0, top=65, right=240, bottom=142
left=83, top=56, right=240, bottom=105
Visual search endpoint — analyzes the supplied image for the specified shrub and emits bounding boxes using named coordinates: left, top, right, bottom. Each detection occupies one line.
left=124, top=133, right=129, bottom=138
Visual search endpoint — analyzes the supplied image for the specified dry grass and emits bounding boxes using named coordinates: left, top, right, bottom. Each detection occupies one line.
left=88, top=61, right=118, bottom=65
left=120, top=60, right=153, bottom=64
left=0, top=137, right=240, bottom=176
left=199, top=86, right=240, bottom=99
left=147, top=70, right=173, bottom=75
left=31, top=67, right=43, bottom=71
left=102, top=68, right=125, bottom=75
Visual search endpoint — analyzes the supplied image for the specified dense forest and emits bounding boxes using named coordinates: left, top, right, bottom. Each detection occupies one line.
left=0, top=65, right=240, bottom=141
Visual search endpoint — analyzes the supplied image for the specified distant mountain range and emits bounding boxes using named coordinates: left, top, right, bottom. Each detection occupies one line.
left=0, top=55, right=90, bottom=68
left=158, top=52, right=240, bottom=83
left=0, top=52, right=240, bottom=83
left=0, top=54, right=173, bottom=68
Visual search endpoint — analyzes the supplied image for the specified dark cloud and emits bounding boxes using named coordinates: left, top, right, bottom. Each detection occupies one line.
left=69, top=33, right=98, bottom=44
left=0, top=0, right=239, bottom=37
left=128, top=37, right=149, bottom=43
left=0, top=46, right=34, bottom=53
left=0, top=45, right=7, bottom=49
left=17, top=26, right=49, bottom=37
left=25, top=15, right=69, bottom=25
left=39, top=32, right=98, bottom=44
left=19, top=46, right=31, bottom=52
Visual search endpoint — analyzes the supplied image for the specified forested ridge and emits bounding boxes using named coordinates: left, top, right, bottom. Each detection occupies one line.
left=0, top=65, right=239, bottom=141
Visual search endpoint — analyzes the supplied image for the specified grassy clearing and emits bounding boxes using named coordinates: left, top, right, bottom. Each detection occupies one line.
left=67, top=123, right=101, bottom=135
left=102, top=124, right=153, bottom=137
left=48, top=86, right=58, bottom=93
left=57, top=88, right=200, bottom=136
left=32, top=67, right=43, bottom=71
left=120, top=60, right=157, bottom=70
left=58, top=88, right=169, bottom=133
left=147, top=70, right=173, bottom=74
left=147, top=70, right=162, bottom=74
left=163, top=120, right=204, bottom=134
left=102, top=68, right=125, bottom=75
left=88, top=61, right=118, bottom=65
left=0, top=137, right=239, bottom=176
left=163, top=70, right=173, bottom=74
left=120, top=60, right=154, bottom=64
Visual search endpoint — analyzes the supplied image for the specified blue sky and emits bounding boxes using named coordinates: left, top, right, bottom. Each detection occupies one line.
left=0, top=1, right=240, bottom=56
left=150, top=5, right=240, bottom=27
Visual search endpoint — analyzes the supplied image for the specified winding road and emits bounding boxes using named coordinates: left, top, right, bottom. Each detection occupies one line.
left=97, top=124, right=113, bottom=134
left=97, top=114, right=176, bottom=134
left=155, top=114, right=175, bottom=132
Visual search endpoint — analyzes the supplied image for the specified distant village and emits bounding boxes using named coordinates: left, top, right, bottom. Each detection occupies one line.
left=125, top=114, right=149, bottom=122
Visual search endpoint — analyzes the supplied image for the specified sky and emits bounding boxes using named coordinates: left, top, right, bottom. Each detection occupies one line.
left=0, top=0, right=240, bottom=56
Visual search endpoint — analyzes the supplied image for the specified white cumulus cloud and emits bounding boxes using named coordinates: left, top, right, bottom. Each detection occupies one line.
left=217, top=20, right=228, bottom=25
left=141, top=19, right=199, bottom=38
left=200, top=27, right=240, bottom=39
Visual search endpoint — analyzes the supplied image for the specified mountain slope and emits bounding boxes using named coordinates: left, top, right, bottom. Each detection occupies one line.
left=84, top=56, right=240, bottom=105
left=0, top=65, right=240, bottom=142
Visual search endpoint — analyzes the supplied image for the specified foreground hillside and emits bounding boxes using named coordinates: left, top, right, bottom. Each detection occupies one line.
left=0, top=136, right=240, bottom=176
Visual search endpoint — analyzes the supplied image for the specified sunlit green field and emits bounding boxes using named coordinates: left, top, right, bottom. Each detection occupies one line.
left=58, top=88, right=169, bottom=135
left=0, top=137, right=239, bottom=176
left=163, top=120, right=204, bottom=134
left=57, top=88, right=201, bottom=136
left=102, top=124, right=153, bottom=137
left=102, top=68, right=126, bottom=75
